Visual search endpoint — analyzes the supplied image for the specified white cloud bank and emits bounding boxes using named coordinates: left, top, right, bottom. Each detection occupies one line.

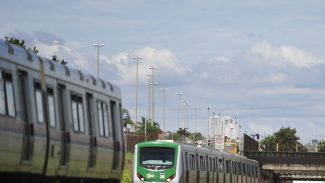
left=250, top=41, right=325, bottom=68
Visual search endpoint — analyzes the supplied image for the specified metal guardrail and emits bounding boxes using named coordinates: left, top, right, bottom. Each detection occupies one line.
left=244, top=151, right=325, bottom=164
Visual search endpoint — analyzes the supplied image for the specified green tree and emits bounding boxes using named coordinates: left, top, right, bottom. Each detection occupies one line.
left=136, top=116, right=161, bottom=134
left=318, top=140, right=325, bottom=152
left=192, top=132, right=205, bottom=142
left=261, top=135, right=276, bottom=151
left=122, top=108, right=136, bottom=131
left=260, top=127, right=307, bottom=152
left=176, top=128, right=190, bottom=142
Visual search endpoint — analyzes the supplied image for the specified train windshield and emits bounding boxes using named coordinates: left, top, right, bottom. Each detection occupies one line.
left=139, top=147, right=175, bottom=169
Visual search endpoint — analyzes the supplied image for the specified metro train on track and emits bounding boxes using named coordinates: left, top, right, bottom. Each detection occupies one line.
left=0, top=40, right=124, bottom=182
left=133, top=140, right=260, bottom=183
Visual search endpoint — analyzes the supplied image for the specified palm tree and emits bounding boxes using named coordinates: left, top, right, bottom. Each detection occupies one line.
left=122, top=108, right=136, bottom=132
left=177, top=128, right=190, bottom=142
left=136, top=116, right=161, bottom=134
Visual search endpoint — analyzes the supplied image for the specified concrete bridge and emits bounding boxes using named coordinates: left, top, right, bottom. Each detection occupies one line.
left=244, top=151, right=325, bottom=182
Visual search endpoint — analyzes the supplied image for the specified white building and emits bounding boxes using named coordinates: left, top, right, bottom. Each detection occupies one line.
left=209, top=114, right=241, bottom=139
left=208, top=113, right=243, bottom=152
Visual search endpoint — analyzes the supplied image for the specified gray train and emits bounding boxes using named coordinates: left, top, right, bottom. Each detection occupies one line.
left=0, top=40, right=124, bottom=182
left=133, top=140, right=260, bottom=183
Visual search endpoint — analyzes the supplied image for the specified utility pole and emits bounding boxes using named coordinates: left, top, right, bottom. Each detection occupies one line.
left=92, top=44, right=104, bottom=77
left=148, top=67, right=158, bottom=125
left=132, top=56, right=143, bottom=125
left=176, top=92, right=182, bottom=129
left=160, top=88, right=168, bottom=136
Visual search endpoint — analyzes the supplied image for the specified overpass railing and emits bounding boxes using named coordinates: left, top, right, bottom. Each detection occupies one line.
left=244, top=151, right=325, bottom=164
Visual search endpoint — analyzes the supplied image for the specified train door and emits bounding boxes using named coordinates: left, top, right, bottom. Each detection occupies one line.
left=18, top=70, right=34, bottom=163
left=110, top=100, right=122, bottom=176
left=217, top=158, right=224, bottom=183
left=57, top=84, right=70, bottom=168
left=225, top=159, right=231, bottom=183
left=242, top=164, right=247, bottom=183
left=183, top=152, right=189, bottom=183
left=212, top=157, right=218, bottom=183
left=237, top=162, right=242, bottom=183
left=232, top=161, right=237, bottom=183
left=208, top=156, right=214, bottom=183
left=86, top=92, right=97, bottom=168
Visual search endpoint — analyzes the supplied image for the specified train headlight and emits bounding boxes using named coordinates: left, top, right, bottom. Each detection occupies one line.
left=137, top=173, right=145, bottom=182
left=166, top=174, right=176, bottom=182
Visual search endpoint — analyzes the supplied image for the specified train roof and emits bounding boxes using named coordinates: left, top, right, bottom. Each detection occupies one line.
left=0, top=40, right=121, bottom=99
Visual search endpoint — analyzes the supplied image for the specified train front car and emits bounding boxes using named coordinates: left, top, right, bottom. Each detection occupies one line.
left=133, top=140, right=181, bottom=183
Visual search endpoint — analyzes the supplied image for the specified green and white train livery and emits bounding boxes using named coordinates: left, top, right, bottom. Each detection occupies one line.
left=133, top=140, right=260, bottom=183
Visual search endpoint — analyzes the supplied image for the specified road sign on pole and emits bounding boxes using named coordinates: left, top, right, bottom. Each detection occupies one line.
left=215, top=135, right=224, bottom=150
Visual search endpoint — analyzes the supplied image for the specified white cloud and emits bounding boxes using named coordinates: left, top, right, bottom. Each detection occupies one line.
left=211, top=56, right=230, bottom=63
left=247, top=122, right=274, bottom=135
left=104, top=47, right=188, bottom=85
left=250, top=41, right=325, bottom=68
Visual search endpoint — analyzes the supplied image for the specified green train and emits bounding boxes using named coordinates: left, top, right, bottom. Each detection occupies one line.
left=133, top=140, right=260, bottom=183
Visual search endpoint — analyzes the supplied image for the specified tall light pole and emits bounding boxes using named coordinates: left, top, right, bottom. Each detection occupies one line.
left=92, top=44, right=104, bottom=77
left=192, top=106, right=198, bottom=143
left=183, top=100, right=188, bottom=129
left=160, top=88, right=168, bottom=135
left=148, top=67, right=158, bottom=125
left=132, top=56, right=143, bottom=125
left=208, top=106, right=211, bottom=138
left=186, top=103, right=191, bottom=129
left=146, top=74, right=152, bottom=123
left=150, top=82, right=158, bottom=125
left=175, top=92, right=182, bottom=129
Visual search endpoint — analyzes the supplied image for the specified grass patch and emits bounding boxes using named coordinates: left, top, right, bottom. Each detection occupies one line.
left=121, top=152, right=134, bottom=183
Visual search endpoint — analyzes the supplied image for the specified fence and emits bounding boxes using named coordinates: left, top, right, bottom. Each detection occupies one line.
left=124, top=132, right=162, bottom=152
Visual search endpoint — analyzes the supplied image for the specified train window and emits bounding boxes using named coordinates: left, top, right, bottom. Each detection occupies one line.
left=103, top=104, right=109, bottom=136
left=97, top=102, right=104, bottom=136
left=0, top=72, right=6, bottom=115
left=71, top=94, right=85, bottom=133
left=243, top=164, right=246, bottom=176
left=214, top=158, right=217, bottom=172
left=4, top=73, right=15, bottom=117
left=226, top=160, right=230, bottom=174
left=238, top=163, right=242, bottom=175
left=247, top=165, right=250, bottom=176
left=47, top=88, right=56, bottom=128
left=209, top=157, right=213, bottom=171
left=189, top=154, right=196, bottom=170
left=97, top=101, right=110, bottom=137
left=199, top=155, right=206, bottom=171
left=218, top=158, right=223, bottom=173
left=35, top=83, right=44, bottom=123
left=255, top=167, right=258, bottom=177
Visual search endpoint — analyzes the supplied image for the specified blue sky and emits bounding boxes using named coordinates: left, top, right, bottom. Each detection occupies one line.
left=1, top=0, right=325, bottom=144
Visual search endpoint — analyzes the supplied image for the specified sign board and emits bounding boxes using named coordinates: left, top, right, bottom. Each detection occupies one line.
left=214, top=135, right=224, bottom=150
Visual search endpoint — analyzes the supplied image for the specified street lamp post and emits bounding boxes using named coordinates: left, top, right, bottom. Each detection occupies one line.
left=146, top=74, right=152, bottom=122
left=92, top=44, right=104, bottom=78
left=175, top=92, right=182, bottom=129
left=160, top=88, right=168, bottom=135
left=183, top=100, right=189, bottom=129
left=132, top=56, right=143, bottom=125
left=150, top=82, right=158, bottom=125
left=193, top=106, right=198, bottom=142
left=186, top=103, right=191, bottom=129
left=148, top=67, right=158, bottom=125
left=208, top=106, right=211, bottom=138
